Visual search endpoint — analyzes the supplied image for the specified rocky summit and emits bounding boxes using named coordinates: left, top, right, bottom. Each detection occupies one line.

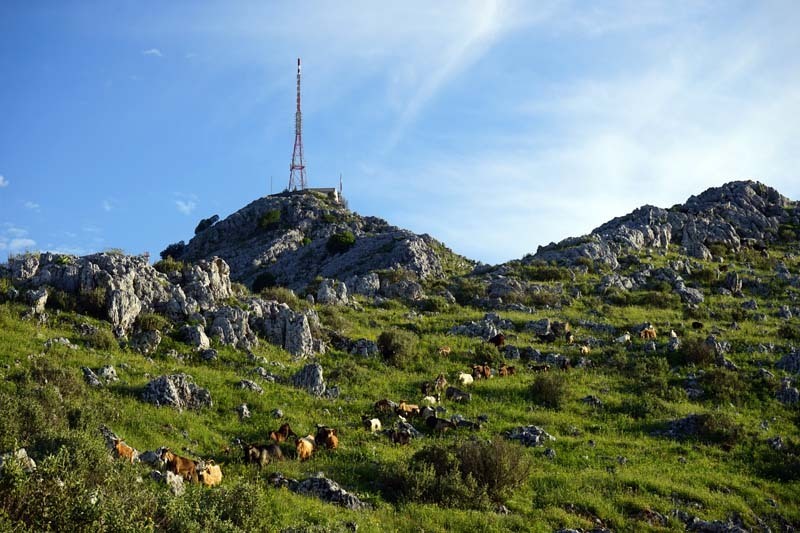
left=531, top=181, right=799, bottom=268
left=163, top=190, right=472, bottom=293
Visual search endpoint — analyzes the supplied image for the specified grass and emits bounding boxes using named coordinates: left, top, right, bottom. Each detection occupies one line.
left=0, top=243, right=798, bottom=531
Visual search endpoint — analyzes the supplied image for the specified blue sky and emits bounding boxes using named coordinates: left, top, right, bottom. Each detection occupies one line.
left=1, top=1, right=799, bottom=264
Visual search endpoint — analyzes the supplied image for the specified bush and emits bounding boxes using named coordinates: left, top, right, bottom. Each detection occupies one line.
left=702, top=368, right=744, bottom=404
left=777, top=324, right=800, bottom=342
left=252, top=272, right=277, bottom=293
left=520, top=265, right=568, bottom=281
left=675, top=337, right=715, bottom=366
left=259, top=286, right=301, bottom=308
left=449, top=277, right=487, bottom=306
left=416, top=296, right=449, bottom=313
left=377, top=329, right=419, bottom=368
left=326, top=231, right=356, bottom=254
left=694, top=413, right=745, bottom=447
left=383, top=438, right=531, bottom=509
left=48, top=290, right=77, bottom=312
left=85, top=328, right=117, bottom=350
left=135, top=312, right=169, bottom=333
left=153, top=256, right=184, bottom=275
left=473, top=342, right=501, bottom=365
left=258, top=209, right=282, bottom=230
left=159, top=241, right=185, bottom=261
left=78, top=287, right=107, bottom=316
left=529, top=372, right=568, bottom=409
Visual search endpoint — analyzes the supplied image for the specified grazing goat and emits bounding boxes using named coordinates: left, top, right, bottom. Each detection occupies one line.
left=457, top=372, right=474, bottom=386
left=579, top=345, right=591, bottom=355
left=640, top=327, right=657, bottom=340
left=112, top=438, right=138, bottom=464
left=244, top=443, right=283, bottom=466
left=426, top=416, right=456, bottom=433
left=374, top=398, right=397, bottom=414
left=565, top=332, right=575, bottom=344
left=391, top=429, right=411, bottom=445
left=498, top=364, right=516, bottom=377
left=161, top=449, right=199, bottom=483
left=445, top=386, right=472, bottom=403
left=315, top=426, right=339, bottom=450
left=691, top=321, right=704, bottom=330
left=362, top=416, right=382, bottom=433
left=420, top=381, right=435, bottom=395
left=471, top=364, right=492, bottom=380
left=198, top=461, right=223, bottom=487
left=615, top=332, right=631, bottom=344
left=488, top=333, right=506, bottom=347
left=434, top=373, right=448, bottom=393
left=537, top=332, right=557, bottom=343
left=529, top=363, right=550, bottom=372
left=396, top=402, right=421, bottom=417
left=670, top=330, right=678, bottom=338
left=269, top=423, right=297, bottom=443
left=295, top=435, right=316, bottom=461
left=422, top=395, right=439, bottom=406
left=438, top=346, right=451, bottom=356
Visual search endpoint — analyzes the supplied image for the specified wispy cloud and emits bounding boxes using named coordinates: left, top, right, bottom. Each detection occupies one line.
left=142, top=48, right=163, bottom=57
left=24, top=201, right=40, bottom=211
left=0, top=175, right=8, bottom=188
left=175, top=200, right=197, bottom=215
left=102, top=199, right=113, bottom=212
left=0, top=225, right=37, bottom=254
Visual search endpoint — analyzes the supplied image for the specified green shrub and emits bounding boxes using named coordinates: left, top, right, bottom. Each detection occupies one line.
left=259, top=286, right=301, bottom=308
left=702, top=368, right=744, bottom=404
left=326, top=231, right=356, bottom=254
left=675, top=337, right=715, bottom=366
left=377, top=329, right=419, bottom=368
left=529, top=372, right=568, bottom=409
left=416, top=296, right=449, bottom=313
left=449, top=277, right=487, bottom=306
left=473, top=342, right=501, bottom=365
left=135, top=312, right=169, bottom=332
left=153, top=256, right=184, bottom=275
left=520, top=265, right=568, bottom=281
left=706, top=243, right=728, bottom=258
left=694, top=413, right=745, bottom=447
left=383, top=438, right=531, bottom=509
left=777, top=324, right=800, bottom=341
left=252, top=272, right=277, bottom=293
left=258, top=209, right=282, bottom=230
left=194, top=214, right=219, bottom=234
left=85, top=328, right=117, bottom=350
left=48, top=290, right=77, bottom=312
left=78, top=287, right=107, bottom=316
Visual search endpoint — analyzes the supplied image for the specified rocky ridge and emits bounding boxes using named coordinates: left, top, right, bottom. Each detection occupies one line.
left=530, top=181, right=798, bottom=267
left=162, top=190, right=472, bottom=293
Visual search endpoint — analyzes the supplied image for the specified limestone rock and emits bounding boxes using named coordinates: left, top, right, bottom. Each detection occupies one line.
left=237, top=379, right=264, bottom=394
left=345, top=272, right=380, bottom=297
left=141, top=373, right=212, bottom=410
left=316, top=279, right=348, bottom=305
left=290, top=472, right=369, bottom=510
left=207, top=306, right=257, bottom=350
left=776, top=378, right=799, bottom=405
left=292, top=363, right=327, bottom=397
left=776, top=350, right=800, bottom=374
left=504, top=425, right=555, bottom=447
left=25, top=287, right=48, bottom=315
left=130, top=329, right=162, bottom=355
left=0, top=448, right=37, bottom=475
left=236, top=403, right=251, bottom=419
left=82, top=367, right=102, bottom=387
left=181, top=324, right=210, bottom=351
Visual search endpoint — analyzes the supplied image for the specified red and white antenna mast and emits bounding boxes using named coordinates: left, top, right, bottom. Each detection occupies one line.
left=288, top=57, right=307, bottom=191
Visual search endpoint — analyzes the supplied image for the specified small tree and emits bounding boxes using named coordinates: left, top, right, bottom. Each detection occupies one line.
left=377, top=329, right=419, bottom=368
left=326, top=231, right=356, bottom=254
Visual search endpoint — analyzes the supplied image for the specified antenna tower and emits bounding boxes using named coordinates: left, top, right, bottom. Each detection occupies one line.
left=288, top=58, right=307, bottom=191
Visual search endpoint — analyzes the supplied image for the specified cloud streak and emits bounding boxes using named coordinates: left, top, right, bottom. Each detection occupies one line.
left=0, top=175, right=8, bottom=188
left=142, top=48, right=163, bottom=57
left=175, top=200, right=196, bottom=215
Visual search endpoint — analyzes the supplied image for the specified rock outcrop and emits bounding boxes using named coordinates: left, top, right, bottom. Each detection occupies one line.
left=164, top=191, right=471, bottom=292
left=141, top=374, right=213, bottom=410
left=529, top=181, right=797, bottom=267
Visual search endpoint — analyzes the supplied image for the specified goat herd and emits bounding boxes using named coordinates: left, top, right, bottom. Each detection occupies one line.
left=108, top=325, right=666, bottom=489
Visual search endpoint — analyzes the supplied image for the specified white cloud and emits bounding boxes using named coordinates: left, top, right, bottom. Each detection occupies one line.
left=0, top=175, right=8, bottom=187
left=24, top=201, right=40, bottom=210
left=8, top=238, right=36, bottom=252
left=175, top=200, right=197, bottom=215
left=142, top=48, right=163, bottom=57
left=102, top=199, right=113, bottom=212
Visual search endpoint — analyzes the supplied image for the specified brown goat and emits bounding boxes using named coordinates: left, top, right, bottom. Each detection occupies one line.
left=296, top=435, right=316, bottom=461
left=161, top=449, right=199, bottom=483
left=315, top=426, right=339, bottom=450
left=112, top=438, right=138, bottom=464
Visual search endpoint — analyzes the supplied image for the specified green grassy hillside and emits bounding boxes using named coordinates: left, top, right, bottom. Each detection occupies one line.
left=0, top=243, right=798, bottom=532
